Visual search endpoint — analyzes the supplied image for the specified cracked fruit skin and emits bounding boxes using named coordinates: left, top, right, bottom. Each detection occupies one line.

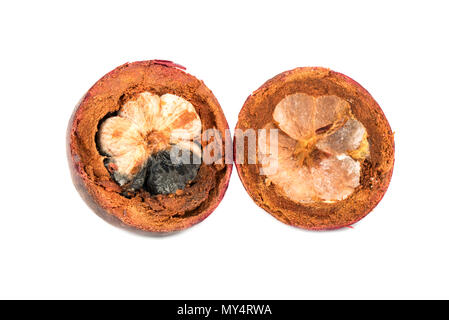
left=67, top=60, right=232, bottom=233
left=234, top=67, right=394, bottom=230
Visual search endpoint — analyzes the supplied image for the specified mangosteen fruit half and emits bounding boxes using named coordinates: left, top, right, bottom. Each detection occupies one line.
left=235, top=67, right=394, bottom=230
left=67, top=60, right=232, bottom=233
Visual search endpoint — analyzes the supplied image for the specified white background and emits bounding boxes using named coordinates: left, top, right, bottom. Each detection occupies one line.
left=0, top=0, right=448, bottom=299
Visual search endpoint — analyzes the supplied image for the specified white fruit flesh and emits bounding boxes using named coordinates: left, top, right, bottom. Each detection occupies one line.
left=259, top=93, right=369, bottom=203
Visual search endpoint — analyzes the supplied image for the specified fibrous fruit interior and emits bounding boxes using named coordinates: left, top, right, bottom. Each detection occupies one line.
left=258, top=93, right=370, bottom=203
left=97, top=91, right=202, bottom=195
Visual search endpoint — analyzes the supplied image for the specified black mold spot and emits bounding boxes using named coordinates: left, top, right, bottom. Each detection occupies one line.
left=108, top=146, right=202, bottom=196
left=144, top=148, right=201, bottom=195
left=129, top=165, right=147, bottom=190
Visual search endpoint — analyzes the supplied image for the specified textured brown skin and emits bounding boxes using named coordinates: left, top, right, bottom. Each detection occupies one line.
left=67, top=60, right=232, bottom=233
left=235, top=67, right=394, bottom=230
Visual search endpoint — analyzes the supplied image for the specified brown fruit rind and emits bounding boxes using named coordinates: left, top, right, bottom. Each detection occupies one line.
left=67, top=60, right=232, bottom=233
left=235, top=67, right=394, bottom=230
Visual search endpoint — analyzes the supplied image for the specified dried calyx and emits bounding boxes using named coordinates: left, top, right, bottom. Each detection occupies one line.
left=97, top=92, right=202, bottom=195
left=259, top=93, right=370, bottom=203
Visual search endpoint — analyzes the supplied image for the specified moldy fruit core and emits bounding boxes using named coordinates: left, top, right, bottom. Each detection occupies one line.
left=67, top=60, right=232, bottom=233
left=97, top=91, right=202, bottom=196
left=235, top=67, right=394, bottom=230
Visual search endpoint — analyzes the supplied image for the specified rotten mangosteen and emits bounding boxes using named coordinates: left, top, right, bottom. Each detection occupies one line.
left=67, top=60, right=232, bottom=233
left=235, top=67, right=394, bottom=230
